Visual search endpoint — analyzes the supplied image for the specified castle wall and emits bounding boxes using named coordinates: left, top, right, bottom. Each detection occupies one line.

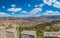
left=0, top=26, right=19, bottom=38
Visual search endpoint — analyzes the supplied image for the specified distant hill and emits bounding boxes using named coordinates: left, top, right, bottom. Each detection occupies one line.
left=0, top=15, right=60, bottom=20
left=0, top=16, right=53, bottom=27
left=40, top=15, right=60, bottom=20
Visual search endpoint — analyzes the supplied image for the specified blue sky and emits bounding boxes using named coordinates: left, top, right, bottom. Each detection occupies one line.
left=0, top=0, right=60, bottom=17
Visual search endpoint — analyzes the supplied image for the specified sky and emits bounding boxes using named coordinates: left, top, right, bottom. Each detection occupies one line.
left=0, top=0, right=60, bottom=17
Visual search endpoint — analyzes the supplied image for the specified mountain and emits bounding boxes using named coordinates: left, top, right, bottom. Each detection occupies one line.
left=0, top=15, right=60, bottom=20
left=0, top=15, right=59, bottom=27
left=0, top=16, right=53, bottom=27
left=40, top=15, right=60, bottom=19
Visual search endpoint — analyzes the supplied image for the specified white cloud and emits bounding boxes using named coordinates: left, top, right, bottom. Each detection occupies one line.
left=7, top=4, right=22, bottom=14
left=12, top=14, right=25, bottom=17
left=43, top=0, right=56, bottom=6
left=53, top=1, right=60, bottom=8
left=2, top=6, right=5, bottom=8
left=28, top=4, right=31, bottom=7
left=30, top=8, right=42, bottom=14
left=11, top=4, right=16, bottom=7
left=35, top=5, right=38, bottom=7
left=43, top=10, right=60, bottom=15
left=43, top=0, right=60, bottom=8
left=12, top=14, right=30, bottom=17
left=21, top=11, right=28, bottom=13
left=7, top=8, right=22, bottom=12
left=0, top=12, right=10, bottom=17
left=35, top=4, right=44, bottom=7
left=38, top=4, right=44, bottom=7
left=13, top=14, right=41, bottom=17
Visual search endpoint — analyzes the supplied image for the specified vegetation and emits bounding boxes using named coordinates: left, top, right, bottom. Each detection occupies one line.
left=6, top=24, right=13, bottom=29
left=19, top=20, right=60, bottom=38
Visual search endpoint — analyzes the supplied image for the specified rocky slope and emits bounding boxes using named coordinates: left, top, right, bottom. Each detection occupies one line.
left=0, top=17, right=53, bottom=27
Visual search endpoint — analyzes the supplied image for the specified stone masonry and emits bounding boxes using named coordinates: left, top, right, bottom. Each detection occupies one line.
left=0, top=25, right=19, bottom=38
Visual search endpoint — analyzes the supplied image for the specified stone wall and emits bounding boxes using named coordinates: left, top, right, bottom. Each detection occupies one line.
left=0, top=26, right=6, bottom=38
left=21, top=30, right=36, bottom=38
left=0, top=26, right=19, bottom=38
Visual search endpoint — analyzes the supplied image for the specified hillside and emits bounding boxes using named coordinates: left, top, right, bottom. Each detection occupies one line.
left=19, top=20, right=60, bottom=38
left=0, top=17, right=53, bottom=27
